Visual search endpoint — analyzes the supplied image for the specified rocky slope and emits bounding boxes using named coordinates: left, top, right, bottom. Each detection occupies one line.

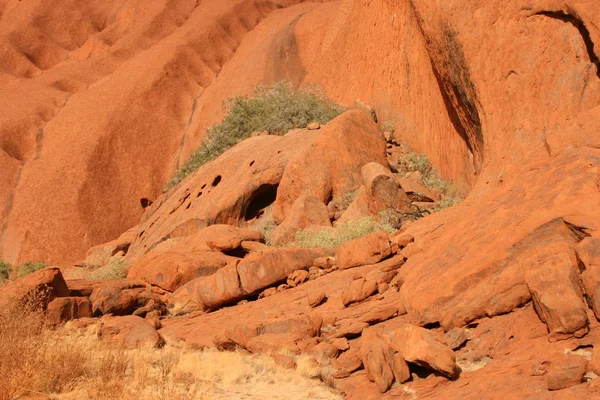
left=1, top=0, right=600, bottom=398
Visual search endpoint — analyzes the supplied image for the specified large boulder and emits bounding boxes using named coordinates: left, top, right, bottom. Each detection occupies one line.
left=525, top=247, right=589, bottom=341
left=171, top=247, right=331, bottom=312
left=0, top=267, right=69, bottom=308
left=127, top=250, right=237, bottom=292
left=97, top=315, right=164, bottom=349
left=386, top=323, right=459, bottom=379
left=272, top=109, right=387, bottom=223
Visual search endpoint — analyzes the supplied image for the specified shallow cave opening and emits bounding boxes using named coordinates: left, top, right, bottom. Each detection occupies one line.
left=244, top=183, right=279, bottom=221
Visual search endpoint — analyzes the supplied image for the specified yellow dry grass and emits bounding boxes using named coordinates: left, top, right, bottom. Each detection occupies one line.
left=0, top=299, right=343, bottom=400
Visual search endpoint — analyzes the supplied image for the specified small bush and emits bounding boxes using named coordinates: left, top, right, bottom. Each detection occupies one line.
left=381, top=120, right=395, bottom=133
left=0, top=261, right=10, bottom=284
left=330, top=191, right=356, bottom=211
left=292, top=217, right=396, bottom=249
left=89, top=258, right=131, bottom=280
left=166, top=81, right=343, bottom=190
left=397, top=151, right=463, bottom=211
left=14, top=261, right=49, bottom=279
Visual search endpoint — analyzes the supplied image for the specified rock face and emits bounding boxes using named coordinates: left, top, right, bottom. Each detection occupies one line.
left=0, top=0, right=311, bottom=265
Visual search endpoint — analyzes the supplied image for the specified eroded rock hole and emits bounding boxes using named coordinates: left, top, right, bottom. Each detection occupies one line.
left=249, top=160, right=255, bottom=167
left=212, top=175, right=222, bottom=187
left=245, top=184, right=279, bottom=221
left=140, top=198, right=153, bottom=209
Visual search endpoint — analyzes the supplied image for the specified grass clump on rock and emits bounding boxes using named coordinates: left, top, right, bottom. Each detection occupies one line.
left=166, top=81, right=343, bottom=190
left=292, top=217, right=396, bottom=249
left=0, top=261, right=10, bottom=284
left=397, top=151, right=463, bottom=211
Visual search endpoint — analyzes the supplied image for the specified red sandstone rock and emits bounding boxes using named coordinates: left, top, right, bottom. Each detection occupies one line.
left=171, top=248, right=330, bottom=312
left=525, top=249, right=589, bottom=341
left=46, top=297, right=93, bottom=324
left=98, top=315, right=164, bottom=349
left=272, top=110, right=387, bottom=224
left=0, top=267, right=69, bottom=308
left=387, top=323, right=459, bottom=379
left=360, top=328, right=396, bottom=393
left=547, top=355, right=588, bottom=391
left=336, top=231, right=391, bottom=270
left=342, top=277, right=378, bottom=307
left=271, top=194, right=331, bottom=246
left=84, top=227, right=138, bottom=266
left=127, top=250, right=236, bottom=292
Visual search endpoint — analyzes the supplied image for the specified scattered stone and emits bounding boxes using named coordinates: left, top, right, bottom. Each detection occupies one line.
left=307, top=122, right=321, bottom=130
left=287, top=269, right=309, bottom=287
left=360, top=305, right=398, bottom=324
left=445, top=327, right=469, bottom=350
left=258, top=287, right=278, bottom=299
left=308, top=291, right=327, bottom=308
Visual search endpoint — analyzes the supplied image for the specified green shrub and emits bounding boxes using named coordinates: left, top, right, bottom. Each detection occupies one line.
left=292, top=217, right=396, bottom=249
left=381, top=120, right=395, bottom=133
left=397, top=151, right=463, bottom=211
left=14, top=261, right=48, bottom=279
left=0, top=261, right=10, bottom=284
left=166, top=81, right=343, bottom=190
left=330, top=191, right=356, bottom=211
left=89, top=258, right=131, bottom=280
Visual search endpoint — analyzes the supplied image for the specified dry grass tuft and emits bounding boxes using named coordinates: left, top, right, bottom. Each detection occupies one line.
left=0, top=298, right=342, bottom=400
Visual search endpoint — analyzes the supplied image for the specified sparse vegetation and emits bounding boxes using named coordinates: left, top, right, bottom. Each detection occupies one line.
left=0, top=261, right=10, bottom=284
left=14, top=261, right=49, bottom=279
left=166, top=82, right=344, bottom=190
left=292, top=217, right=396, bottom=249
left=330, top=190, right=356, bottom=211
left=396, top=151, right=463, bottom=212
left=89, top=258, right=131, bottom=280
left=0, top=298, right=341, bottom=400
left=381, top=120, right=395, bottom=133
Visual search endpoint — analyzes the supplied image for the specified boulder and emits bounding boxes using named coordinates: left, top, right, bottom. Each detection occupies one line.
left=98, top=315, right=164, bottom=349
left=386, top=323, right=459, bottom=379
left=237, top=248, right=332, bottom=294
left=576, top=238, right=600, bottom=319
left=271, top=194, right=331, bottom=246
left=361, top=162, right=411, bottom=213
left=226, top=314, right=319, bottom=352
left=547, top=355, right=588, bottom=391
left=396, top=177, right=437, bottom=202
left=90, top=284, right=161, bottom=316
left=46, top=297, right=93, bottom=324
left=342, top=277, right=378, bottom=307
left=171, top=248, right=330, bottom=312
left=273, top=110, right=387, bottom=223
left=287, top=269, right=309, bottom=287
left=360, top=329, right=396, bottom=393
left=525, top=249, right=589, bottom=341
left=308, top=290, right=327, bottom=308
left=165, top=224, right=264, bottom=254
left=333, top=349, right=363, bottom=378
left=127, top=251, right=236, bottom=292
left=84, top=226, right=137, bottom=266
left=0, top=267, right=69, bottom=308
left=336, top=230, right=392, bottom=270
